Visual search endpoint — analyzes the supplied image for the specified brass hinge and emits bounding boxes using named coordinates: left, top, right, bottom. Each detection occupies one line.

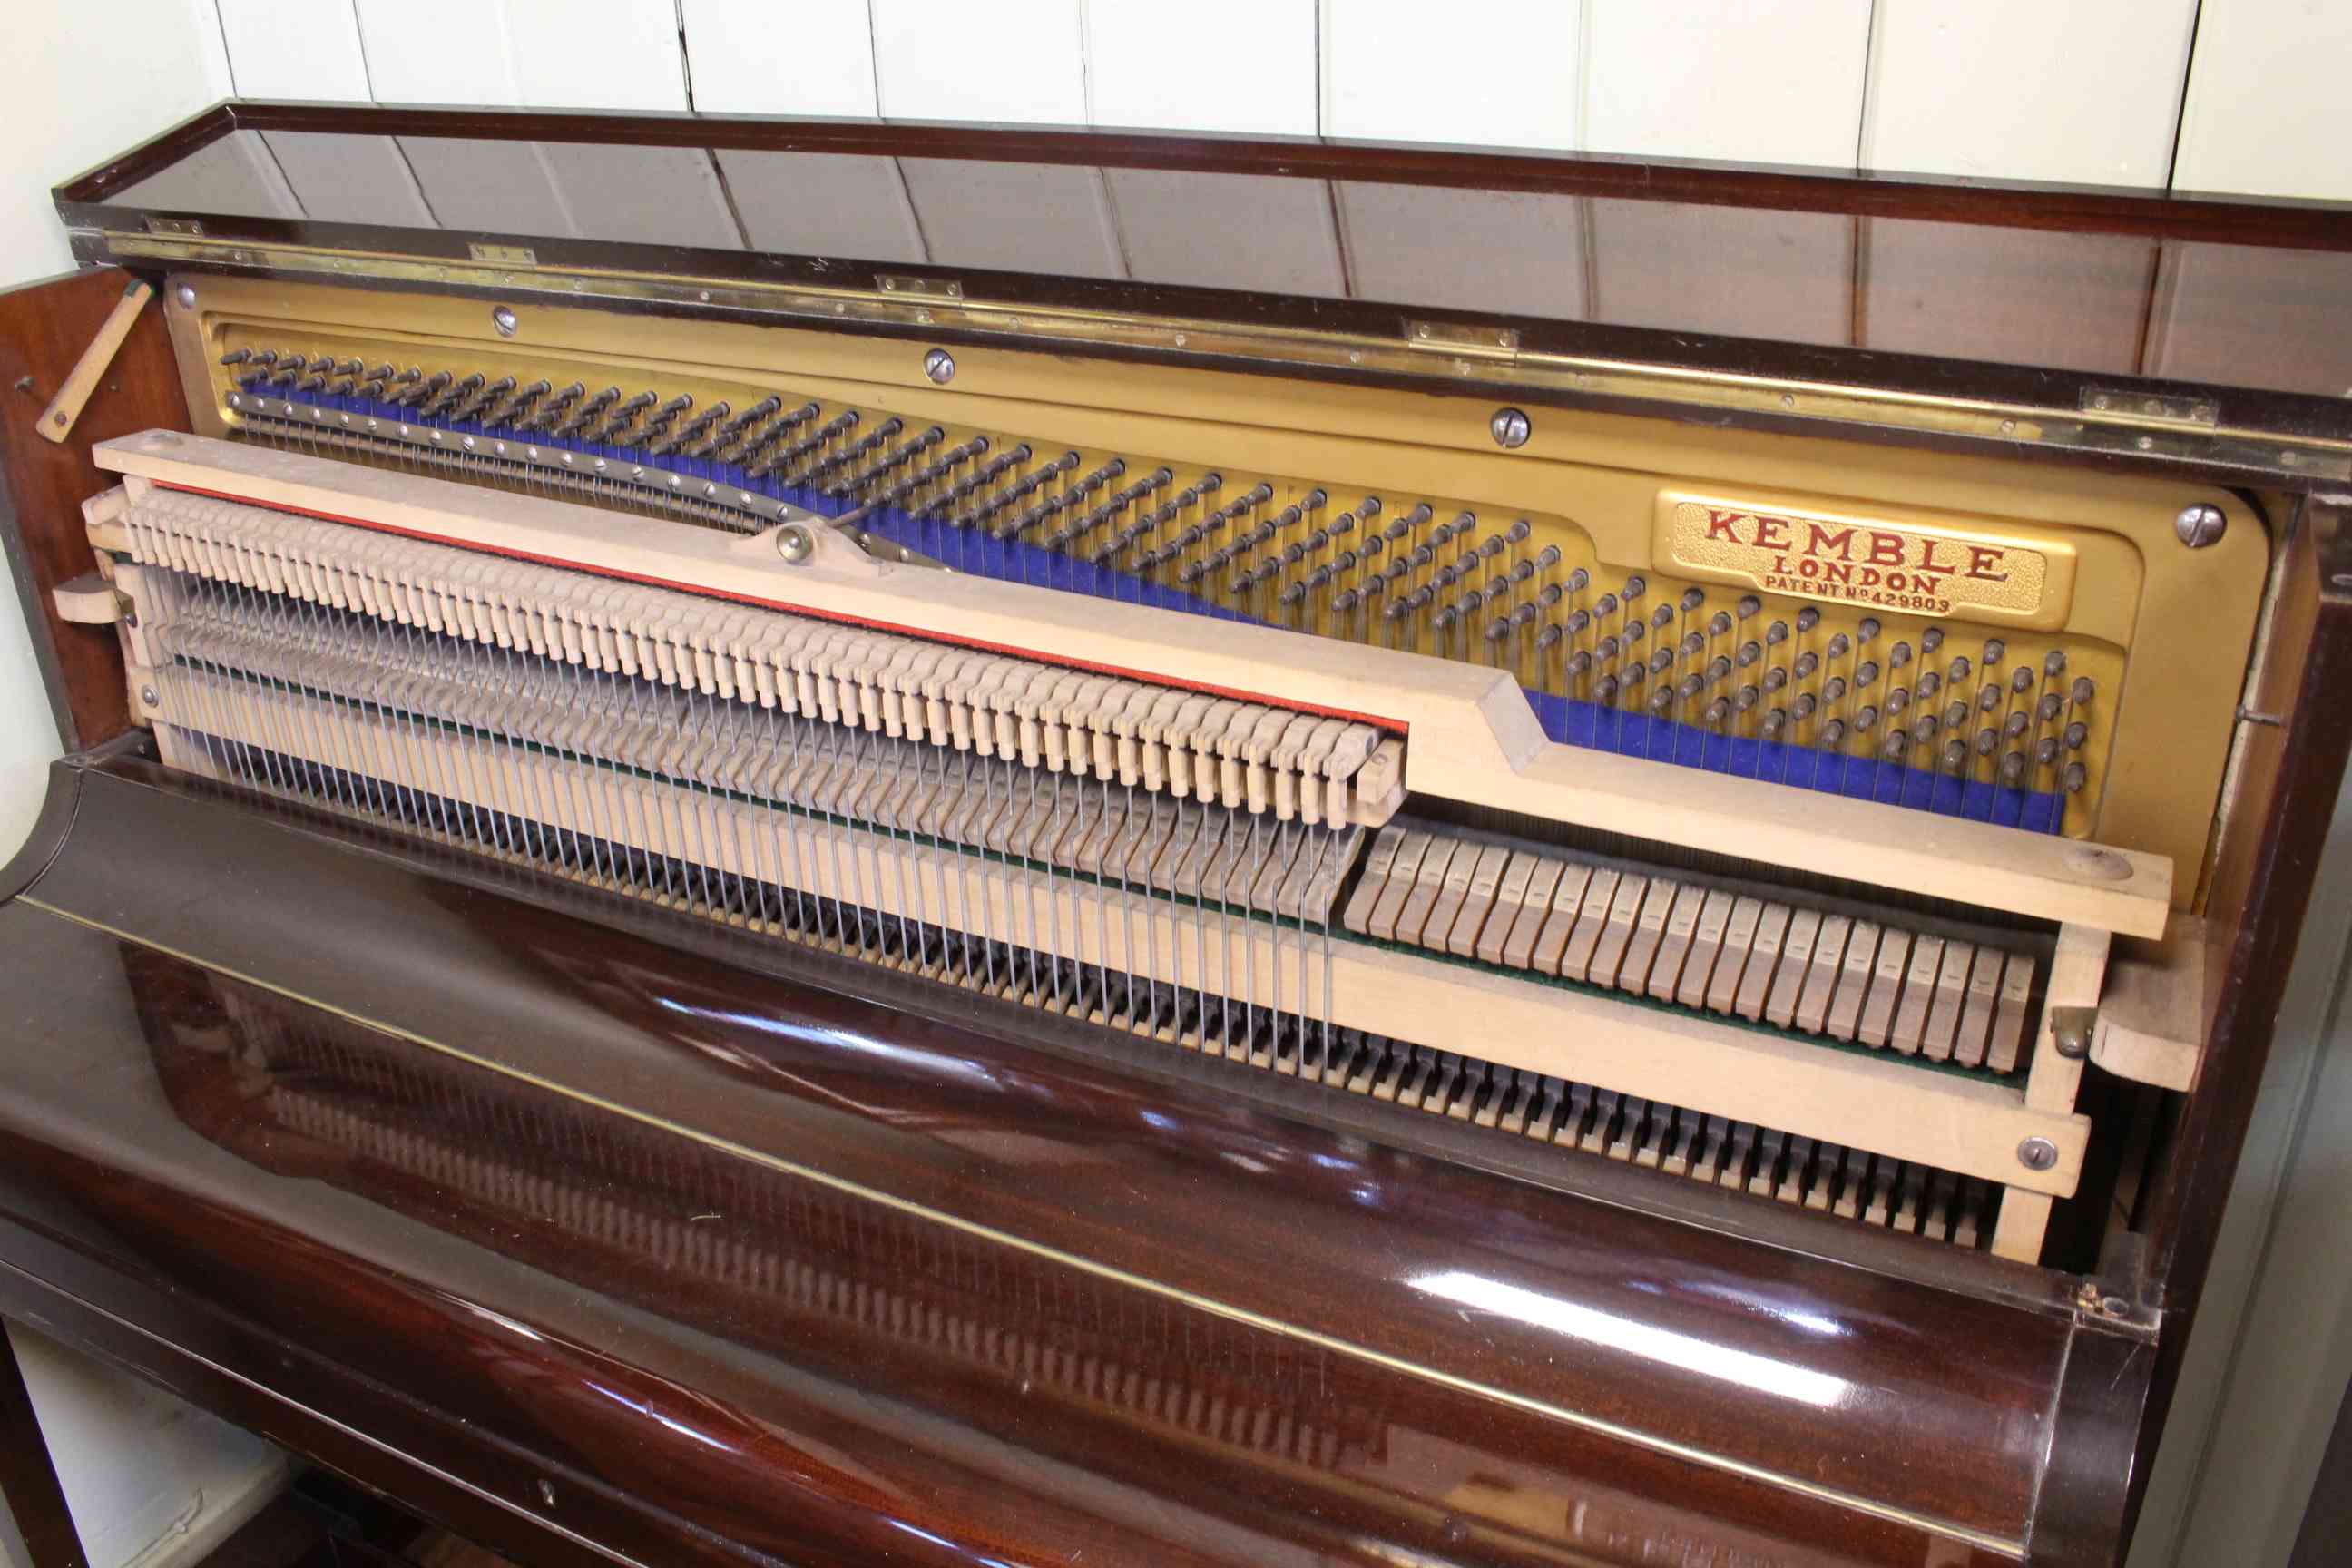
left=1405, top=318, right=1520, bottom=355
left=877, top=273, right=963, bottom=300
left=2080, top=387, right=2219, bottom=426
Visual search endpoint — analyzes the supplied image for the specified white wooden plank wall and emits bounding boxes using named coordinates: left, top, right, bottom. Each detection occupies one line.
left=205, top=5, right=2347, bottom=200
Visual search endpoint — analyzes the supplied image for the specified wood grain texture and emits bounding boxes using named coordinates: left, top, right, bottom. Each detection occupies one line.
left=35, top=280, right=152, bottom=446
left=0, top=269, right=189, bottom=751
left=0, top=765, right=2133, bottom=1560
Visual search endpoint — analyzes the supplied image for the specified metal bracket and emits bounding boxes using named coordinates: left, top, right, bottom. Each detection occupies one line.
left=468, top=242, right=538, bottom=266
left=2050, top=1005, right=2098, bottom=1060
left=2081, top=387, right=2219, bottom=426
left=143, top=216, right=203, bottom=237
left=877, top=274, right=963, bottom=300
left=1406, top=318, right=1520, bottom=354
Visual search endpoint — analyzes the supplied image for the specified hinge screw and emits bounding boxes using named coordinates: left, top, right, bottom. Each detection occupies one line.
left=2018, top=1136, right=2059, bottom=1172
left=924, top=348, right=956, bottom=385
left=1490, top=407, right=1531, bottom=448
left=2175, top=504, right=2227, bottom=548
left=777, top=524, right=815, bottom=564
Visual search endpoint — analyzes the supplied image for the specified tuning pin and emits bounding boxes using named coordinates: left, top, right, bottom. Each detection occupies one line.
left=1796, top=606, right=1821, bottom=634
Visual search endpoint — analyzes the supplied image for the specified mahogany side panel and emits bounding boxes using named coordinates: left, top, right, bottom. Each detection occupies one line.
left=0, top=266, right=189, bottom=750
left=2135, top=499, right=2352, bottom=1503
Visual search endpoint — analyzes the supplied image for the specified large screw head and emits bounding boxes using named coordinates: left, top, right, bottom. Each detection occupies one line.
left=2017, top=1136, right=2060, bottom=1172
left=777, top=523, right=815, bottom=564
left=491, top=305, right=519, bottom=338
left=1490, top=407, right=1532, bottom=448
left=173, top=283, right=196, bottom=309
left=2175, top=504, right=2227, bottom=548
left=924, top=348, right=956, bottom=385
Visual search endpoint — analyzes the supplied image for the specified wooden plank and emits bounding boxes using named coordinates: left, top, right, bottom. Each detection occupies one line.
left=2024, top=924, right=2112, bottom=1113
left=218, top=0, right=373, bottom=99
left=1085, top=2, right=1318, bottom=135
left=35, top=281, right=152, bottom=447
left=146, top=679, right=2092, bottom=1197
left=870, top=0, right=1087, bottom=123
left=353, top=0, right=523, bottom=105
left=1989, top=1190, right=2053, bottom=1265
left=1861, top=0, right=2200, bottom=187
left=1582, top=1, right=1870, bottom=165
left=93, top=430, right=2179, bottom=936
left=2173, top=0, right=2352, bottom=199
left=2091, top=915, right=2207, bottom=1092
left=681, top=0, right=881, bottom=117
left=1321, top=0, right=1581, bottom=149
left=504, top=0, right=691, bottom=113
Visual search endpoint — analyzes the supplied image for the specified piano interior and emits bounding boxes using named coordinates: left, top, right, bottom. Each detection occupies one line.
left=55, top=264, right=2244, bottom=1270
left=11, top=103, right=2347, bottom=1568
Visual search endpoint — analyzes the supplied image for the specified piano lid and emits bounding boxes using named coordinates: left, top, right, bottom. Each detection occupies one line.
left=52, top=101, right=2352, bottom=485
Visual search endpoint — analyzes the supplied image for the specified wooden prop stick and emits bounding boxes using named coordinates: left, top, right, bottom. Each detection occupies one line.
left=35, top=279, right=153, bottom=445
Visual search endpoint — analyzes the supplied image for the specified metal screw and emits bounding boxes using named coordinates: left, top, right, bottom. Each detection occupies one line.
left=536, top=1478, right=556, bottom=1507
left=777, top=523, right=815, bottom=564
left=2017, top=1136, right=2059, bottom=1172
left=139, top=684, right=159, bottom=707
left=173, top=283, right=196, bottom=309
left=491, top=305, right=519, bottom=338
left=924, top=348, right=956, bottom=385
left=2175, top=504, right=2227, bottom=549
left=1489, top=407, right=1532, bottom=448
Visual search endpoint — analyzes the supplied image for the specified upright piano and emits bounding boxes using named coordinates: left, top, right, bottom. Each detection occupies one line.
left=2, top=102, right=2348, bottom=1567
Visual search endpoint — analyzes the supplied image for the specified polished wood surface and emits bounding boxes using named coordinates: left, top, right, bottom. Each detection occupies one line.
left=0, top=267, right=187, bottom=750
left=52, top=104, right=2352, bottom=454
left=0, top=758, right=2157, bottom=1564
left=61, top=101, right=2352, bottom=251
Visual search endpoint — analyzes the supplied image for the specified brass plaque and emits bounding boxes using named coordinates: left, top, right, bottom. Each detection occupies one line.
left=1654, top=492, right=2076, bottom=629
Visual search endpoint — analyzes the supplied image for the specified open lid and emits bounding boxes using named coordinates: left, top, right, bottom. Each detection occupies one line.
left=53, top=100, right=2352, bottom=488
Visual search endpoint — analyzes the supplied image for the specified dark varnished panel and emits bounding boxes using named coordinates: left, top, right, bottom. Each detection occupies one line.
left=61, top=103, right=2352, bottom=254
left=2132, top=500, right=2352, bottom=1522
left=0, top=267, right=190, bottom=750
left=49, top=106, right=2352, bottom=477
left=0, top=904, right=2023, bottom=1568
left=0, top=761, right=2152, bottom=1562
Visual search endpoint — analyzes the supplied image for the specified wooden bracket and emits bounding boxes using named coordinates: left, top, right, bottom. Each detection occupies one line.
left=2089, top=916, right=2209, bottom=1092
left=35, top=279, right=153, bottom=445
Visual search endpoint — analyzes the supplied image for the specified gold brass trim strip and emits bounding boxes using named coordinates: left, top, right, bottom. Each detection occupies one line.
left=25, top=888, right=2024, bottom=1560
left=96, top=231, right=2352, bottom=482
